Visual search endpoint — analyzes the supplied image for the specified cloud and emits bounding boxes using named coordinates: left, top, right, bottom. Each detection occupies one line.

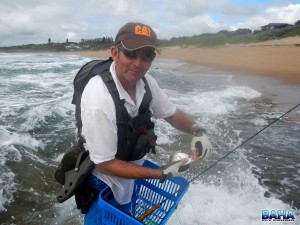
left=0, top=0, right=299, bottom=46
left=231, top=3, right=300, bottom=31
left=265, top=3, right=300, bottom=22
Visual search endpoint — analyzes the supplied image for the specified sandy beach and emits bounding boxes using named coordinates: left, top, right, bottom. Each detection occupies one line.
left=74, top=36, right=300, bottom=85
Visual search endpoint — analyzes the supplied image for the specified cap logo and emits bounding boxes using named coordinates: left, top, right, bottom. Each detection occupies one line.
left=135, top=25, right=151, bottom=37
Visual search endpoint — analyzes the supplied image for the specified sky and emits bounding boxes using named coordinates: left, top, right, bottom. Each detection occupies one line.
left=0, top=0, right=300, bottom=47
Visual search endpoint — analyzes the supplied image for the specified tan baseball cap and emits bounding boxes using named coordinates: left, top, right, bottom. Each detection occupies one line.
left=115, top=22, right=157, bottom=50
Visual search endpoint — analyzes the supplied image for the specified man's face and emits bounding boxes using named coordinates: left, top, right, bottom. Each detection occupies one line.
left=111, top=46, right=154, bottom=86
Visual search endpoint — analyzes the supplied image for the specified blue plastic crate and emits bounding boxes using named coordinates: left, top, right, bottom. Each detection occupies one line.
left=84, top=160, right=189, bottom=225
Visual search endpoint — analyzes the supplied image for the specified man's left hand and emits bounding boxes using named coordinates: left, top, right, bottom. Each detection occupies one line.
left=191, top=128, right=213, bottom=160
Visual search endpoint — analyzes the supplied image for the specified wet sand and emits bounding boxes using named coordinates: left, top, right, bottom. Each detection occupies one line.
left=71, top=36, right=300, bottom=85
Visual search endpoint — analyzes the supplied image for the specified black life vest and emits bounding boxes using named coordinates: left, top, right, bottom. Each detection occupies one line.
left=72, top=58, right=157, bottom=161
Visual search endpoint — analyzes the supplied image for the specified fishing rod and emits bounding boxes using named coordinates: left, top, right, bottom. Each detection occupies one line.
left=138, top=103, right=300, bottom=222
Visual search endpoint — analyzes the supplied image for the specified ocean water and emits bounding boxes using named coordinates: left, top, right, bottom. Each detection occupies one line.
left=0, top=52, right=299, bottom=225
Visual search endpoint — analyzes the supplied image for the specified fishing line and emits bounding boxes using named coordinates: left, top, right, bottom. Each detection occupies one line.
left=138, top=103, right=300, bottom=222
left=186, top=192, right=200, bottom=225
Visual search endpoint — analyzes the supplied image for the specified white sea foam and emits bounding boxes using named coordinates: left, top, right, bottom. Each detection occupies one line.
left=0, top=126, right=40, bottom=154
left=250, top=118, right=269, bottom=126
left=165, top=86, right=262, bottom=116
left=0, top=127, right=23, bottom=212
left=170, top=153, right=298, bottom=225
left=154, top=119, right=178, bottom=145
left=0, top=171, right=18, bottom=212
left=51, top=200, right=83, bottom=225
left=2, top=54, right=85, bottom=71
left=172, top=182, right=293, bottom=225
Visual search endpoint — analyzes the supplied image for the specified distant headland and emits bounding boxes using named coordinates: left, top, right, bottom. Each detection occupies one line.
left=1, top=21, right=299, bottom=52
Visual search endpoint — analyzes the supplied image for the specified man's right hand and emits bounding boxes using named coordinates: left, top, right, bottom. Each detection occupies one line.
left=159, top=159, right=190, bottom=183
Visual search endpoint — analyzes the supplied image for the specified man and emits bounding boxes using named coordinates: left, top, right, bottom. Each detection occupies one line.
left=80, top=22, right=213, bottom=206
